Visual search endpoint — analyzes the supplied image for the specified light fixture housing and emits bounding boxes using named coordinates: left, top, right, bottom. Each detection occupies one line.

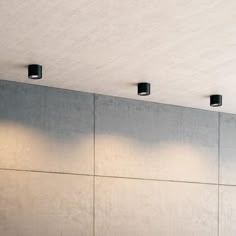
left=28, top=64, right=42, bottom=79
left=138, top=82, right=151, bottom=96
left=210, top=94, right=222, bottom=107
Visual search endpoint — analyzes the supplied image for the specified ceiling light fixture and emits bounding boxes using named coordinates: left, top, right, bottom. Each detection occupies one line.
left=210, top=94, right=222, bottom=107
left=28, top=64, right=42, bottom=80
left=137, top=82, right=151, bottom=96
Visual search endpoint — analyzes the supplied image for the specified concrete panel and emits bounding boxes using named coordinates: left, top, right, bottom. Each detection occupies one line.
left=0, top=81, right=94, bottom=174
left=95, top=177, right=218, bottom=236
left=219, top=186, right=236, bottom=236
left=95, top=95, right=218, bottom=183
left=220, top=113, right=236, bottom=184
left=0, top=170, right=93, bottom=236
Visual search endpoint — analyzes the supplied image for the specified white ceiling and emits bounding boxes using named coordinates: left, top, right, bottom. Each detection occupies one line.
left=1, top=0, right=236, bottom=113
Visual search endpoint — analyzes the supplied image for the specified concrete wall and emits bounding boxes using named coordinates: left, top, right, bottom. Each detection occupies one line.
left=0, top=80, right=235, bottom=236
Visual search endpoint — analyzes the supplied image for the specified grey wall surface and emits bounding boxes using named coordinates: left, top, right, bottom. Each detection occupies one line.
left=0, top=80, right=234, bottom=235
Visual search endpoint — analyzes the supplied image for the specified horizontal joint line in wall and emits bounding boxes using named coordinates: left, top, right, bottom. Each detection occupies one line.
left=0, top=168, right=235, bottom=187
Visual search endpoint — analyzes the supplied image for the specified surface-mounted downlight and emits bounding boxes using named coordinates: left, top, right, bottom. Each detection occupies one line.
left=138, top=82, right=151, bottom=96
left=210, top=94, right=222, bottom=107
left=28, top=64, right=42, bottom=80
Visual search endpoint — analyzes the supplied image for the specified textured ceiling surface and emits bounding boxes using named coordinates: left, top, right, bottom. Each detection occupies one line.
left=1, top=0, right=236, bottom=113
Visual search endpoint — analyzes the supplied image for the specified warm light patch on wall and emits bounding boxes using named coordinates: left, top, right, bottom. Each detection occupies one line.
left=0, top=121, right=93, bottom=174
left=95, top=134, right=217, bottom=183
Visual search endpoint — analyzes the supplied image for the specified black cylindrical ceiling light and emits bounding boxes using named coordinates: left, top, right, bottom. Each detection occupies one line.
left=137, top=82, right=151, bottom=96
left=28, top=64, right=42, bottom=79
left=210, top=94, right=222, bottom=107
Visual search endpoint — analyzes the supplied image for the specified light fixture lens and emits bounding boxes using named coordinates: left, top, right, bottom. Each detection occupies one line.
left=138, top=82, right=151, bottom=96
left=28, top=64, right=42, bottom=80
left=30, top=75, right=39, bottom=79
left=210, top=94, right=222, bottom=107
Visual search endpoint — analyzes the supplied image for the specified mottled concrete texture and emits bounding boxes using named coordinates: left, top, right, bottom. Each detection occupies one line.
left=95, top=95, right=218, bottom=183
left=0, top=80, right=94, bottom=174
left=0, top=80, right=236, bottom=236
left=220, top=113, right=236, bottom=185
left=95, top=177, right=218, bottom=236
left=0, top=171, right=93, bottom=236
left=219, top=186, right=236, bottom=236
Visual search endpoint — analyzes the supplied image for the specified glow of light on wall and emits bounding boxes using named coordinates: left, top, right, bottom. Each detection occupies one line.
left=96, top=134, right=217, bottom=182
left=0, top=121, right=93, bottom=173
